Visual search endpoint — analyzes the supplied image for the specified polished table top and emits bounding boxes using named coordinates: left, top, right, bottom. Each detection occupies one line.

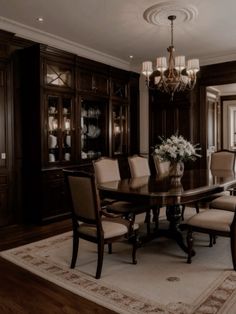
left=98, top=169, right=236, bottom=206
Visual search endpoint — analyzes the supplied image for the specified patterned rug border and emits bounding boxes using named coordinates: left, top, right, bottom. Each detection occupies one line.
left=1, top=232, right=236, bottom=314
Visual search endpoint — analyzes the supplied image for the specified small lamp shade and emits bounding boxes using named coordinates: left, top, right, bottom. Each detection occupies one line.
left=175, top=56, right=186, bottom=71
left=156, top=57, right=167, bottom=72
left=142, top=61, right=153, bottom=76
left=187, top=59, right=200, bottom=73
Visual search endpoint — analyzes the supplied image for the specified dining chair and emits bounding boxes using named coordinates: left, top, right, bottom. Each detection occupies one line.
left=128, top=155, right=151, bottom=178
left=210, top=150, right=236, bottom=171
left=93, top=157, right=149, bottom=234
left=153, top=155, right=170, bottom=178
left=184, top=206, right=236, bottom=270
left=128, top=155, right=156, bottom=233
left=207, top=151, right=236, bottom=210
left=63, top=170, right=138, bottom=279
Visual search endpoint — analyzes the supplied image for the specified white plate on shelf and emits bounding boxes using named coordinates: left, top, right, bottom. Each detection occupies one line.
left=87, top=125, right=100, bottom=138
left=82, top=124, right=87, bottom=134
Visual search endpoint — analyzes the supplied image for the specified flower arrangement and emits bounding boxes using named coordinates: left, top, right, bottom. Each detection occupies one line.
left=153, top=134, right=201, bottom=163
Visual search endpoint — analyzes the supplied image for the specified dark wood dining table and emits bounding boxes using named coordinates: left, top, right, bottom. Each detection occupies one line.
left=98, top=169, right=236, bottom=253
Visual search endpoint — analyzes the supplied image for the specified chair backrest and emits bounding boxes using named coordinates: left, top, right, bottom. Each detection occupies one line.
left=93, top=157, right=121, bottom=183
left=210, top=150, right=236, bottom=171
left=64, top=170, right=100, bottom=225
left=128, top=155, right=151, bottom=178
left=153, top=155, right=170, bottom=177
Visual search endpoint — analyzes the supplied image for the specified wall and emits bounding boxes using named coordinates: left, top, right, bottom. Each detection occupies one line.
left=139, top=75, right=149, bottom=156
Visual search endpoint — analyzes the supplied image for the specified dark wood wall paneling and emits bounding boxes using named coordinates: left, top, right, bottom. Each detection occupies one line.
left=0, top=31, right=15, bottom=227
left=149, top=87, right=200, bottom=169
left=149, top=61, right=236, bottom=169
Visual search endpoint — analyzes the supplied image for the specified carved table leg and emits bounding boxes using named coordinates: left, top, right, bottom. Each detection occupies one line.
left=165, top=205, right=189, bottom=253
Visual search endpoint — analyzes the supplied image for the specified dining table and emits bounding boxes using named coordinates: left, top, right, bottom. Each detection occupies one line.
left=98, top=168, right=236, bottom=253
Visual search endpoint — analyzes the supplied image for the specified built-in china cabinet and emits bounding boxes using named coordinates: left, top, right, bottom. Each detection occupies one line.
left=17, top=43, right=139, bottom=224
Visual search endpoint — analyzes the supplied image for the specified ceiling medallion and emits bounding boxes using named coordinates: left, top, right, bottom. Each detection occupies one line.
left=143, top=1, right=198, bottom=26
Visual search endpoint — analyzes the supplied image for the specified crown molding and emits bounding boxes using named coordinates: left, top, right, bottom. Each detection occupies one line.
left=200, top=53, right=236, bottom=66
left=0, top=16, right=130, bottom=71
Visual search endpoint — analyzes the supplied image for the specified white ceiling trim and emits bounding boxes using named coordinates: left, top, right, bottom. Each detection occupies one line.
left=0, top=16, right=130, bottom=71
left=200, top=53, right=236, bottom=66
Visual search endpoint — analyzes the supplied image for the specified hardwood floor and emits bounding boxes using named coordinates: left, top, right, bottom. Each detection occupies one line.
left=0, top=220, right=117, bottom=314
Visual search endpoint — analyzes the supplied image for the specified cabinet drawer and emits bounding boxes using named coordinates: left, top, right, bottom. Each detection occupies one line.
left=42, top=170, right=64, bottom=182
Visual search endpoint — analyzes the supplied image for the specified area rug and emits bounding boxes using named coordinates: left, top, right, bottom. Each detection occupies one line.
left=1, top=215, right=236, bottom=314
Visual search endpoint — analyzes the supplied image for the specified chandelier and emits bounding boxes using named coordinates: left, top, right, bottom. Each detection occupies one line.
left=142, top=15, right=200, bottom=99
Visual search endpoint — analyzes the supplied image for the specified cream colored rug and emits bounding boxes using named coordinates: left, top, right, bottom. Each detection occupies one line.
left=1, top=211, right=236, bottom=314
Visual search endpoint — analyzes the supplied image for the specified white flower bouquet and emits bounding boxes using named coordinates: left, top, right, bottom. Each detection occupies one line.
left=153, top=134, right=201, bottom=163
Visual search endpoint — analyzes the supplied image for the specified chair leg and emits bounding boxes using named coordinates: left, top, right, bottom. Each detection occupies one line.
left=132, top=230, right=138, bottom=265
left=181, top=205, right=186, bottom=220
left=230, top=231, right=236, bottom=270
left=145, top=209, right=151, bottom=234
left=108, top=243, right=112, bottom=254
left=209, top=234, right=213, bottom=247
left=71, top=234, right=79, bottom=269
left=187, top=228, right=193, bottom=264
left=96, top=240, right=104, bottom=279
left=152, top=206, right=160, bottom=229
left=209, top=234, right=216, bottom=247
left=213, top=235, right=216, bottom=245
left=127, top=213, right=135, bottom=237
left=195, top=202, right=199, bottom=214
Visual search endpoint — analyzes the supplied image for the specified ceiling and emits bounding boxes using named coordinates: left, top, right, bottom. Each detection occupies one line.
left=0, top=0, right=236, bottom=72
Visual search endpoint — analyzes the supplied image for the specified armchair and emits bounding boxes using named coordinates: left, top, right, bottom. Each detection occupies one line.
left=63, top=170, right=138, bottom=279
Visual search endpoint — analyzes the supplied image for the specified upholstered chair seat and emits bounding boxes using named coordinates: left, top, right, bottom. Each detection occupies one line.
left=210, top=195, right=236, bottom=211
left=184, top=207, right=236, bottom=270
left=79, top=220, right=139, bottom=239
left=186, top=209, right=234, bottom=232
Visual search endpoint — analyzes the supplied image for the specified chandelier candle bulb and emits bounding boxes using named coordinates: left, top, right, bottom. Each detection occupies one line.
left=187, top=59, right=200, bottom=72
left=175, top=56, right=186, bottom=71
left=156, top=57, right=167, bottom=72
left=142, top=61, right=153, bottom=76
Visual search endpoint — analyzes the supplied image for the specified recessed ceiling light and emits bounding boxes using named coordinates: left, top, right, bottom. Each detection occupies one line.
left=129, top=55, right=134, bottom=59
left=37, top=17, right=44, bottom=23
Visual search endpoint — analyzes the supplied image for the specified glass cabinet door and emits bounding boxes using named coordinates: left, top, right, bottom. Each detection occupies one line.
left=62, top=97, right=72, bottom=162
left=112, top=102, right=128, bottom=156
left=47, top=94, right=73, bottom=164
left=46, top=64, right=72, bottom=88
left=48, top=95, right=59, bottom=163
left=80, top=97, right=108, bottom=160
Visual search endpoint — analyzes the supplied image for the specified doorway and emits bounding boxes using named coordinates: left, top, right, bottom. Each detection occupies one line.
left=207, top=84, right=236, bottom=165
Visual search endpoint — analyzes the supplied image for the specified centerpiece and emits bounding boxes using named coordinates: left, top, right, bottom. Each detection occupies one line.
left=153, top=134, right=201, bottom=185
